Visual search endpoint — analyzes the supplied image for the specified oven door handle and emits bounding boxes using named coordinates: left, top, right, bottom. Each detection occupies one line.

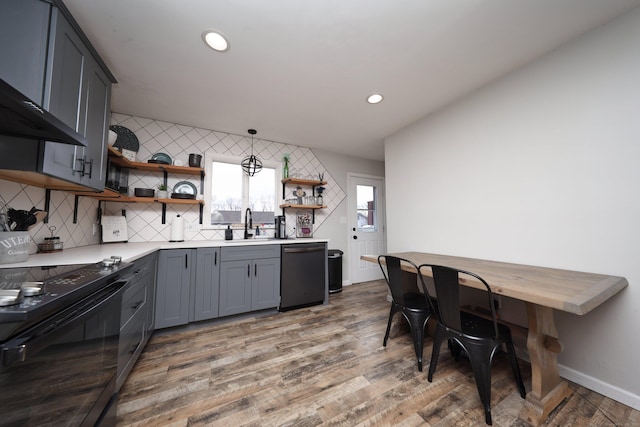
left=0, top=280, right=127, bottom=370
left=282, top=245, right=326, bottom=254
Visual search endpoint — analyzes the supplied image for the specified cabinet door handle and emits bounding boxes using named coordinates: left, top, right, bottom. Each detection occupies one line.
left=73, top=156, right=85, bottom=175
left=185, top=254, right=188, bottom=269
left=247, top=264, right=250, bottom=277
left=83, top=158, right=93, bottom=178
left=254, top=264, right=257, bottom=277
left=215, top=251, right=217, bottom=265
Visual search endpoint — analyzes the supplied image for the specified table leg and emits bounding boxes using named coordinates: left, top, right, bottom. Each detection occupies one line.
left=520, top=303, right=573, bottom=426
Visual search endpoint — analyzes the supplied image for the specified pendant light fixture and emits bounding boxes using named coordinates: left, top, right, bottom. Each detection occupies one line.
left=241, top=129, right=262, bottom=176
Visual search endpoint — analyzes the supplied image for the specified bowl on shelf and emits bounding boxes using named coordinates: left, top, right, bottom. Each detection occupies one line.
left=170, top=181, right=197, bottom=199
left=171, top=193, right=196, bottom=200
left=134, top=188, right=155, bottom=198
left=148, top=152, right=172, bottom=165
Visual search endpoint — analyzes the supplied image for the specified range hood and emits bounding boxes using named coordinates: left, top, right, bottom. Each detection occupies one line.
left=0, top=78, right=87, bottom=147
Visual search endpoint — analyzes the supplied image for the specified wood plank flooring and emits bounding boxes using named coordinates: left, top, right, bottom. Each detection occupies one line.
left=116, top=280, right=639, bottom=426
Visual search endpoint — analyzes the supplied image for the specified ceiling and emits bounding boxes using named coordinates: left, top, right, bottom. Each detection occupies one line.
left=63, top=0, right=640, bottom=161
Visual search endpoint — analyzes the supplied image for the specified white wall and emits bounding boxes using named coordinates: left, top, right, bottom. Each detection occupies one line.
left=312, top=148, right=385, bottom=284
left=385, top=8, right=640, bottom=409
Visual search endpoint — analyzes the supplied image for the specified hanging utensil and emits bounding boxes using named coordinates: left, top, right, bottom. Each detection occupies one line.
left=7, top=209, right=36, bottom=231
left=27, top=207, right=48, bottom=230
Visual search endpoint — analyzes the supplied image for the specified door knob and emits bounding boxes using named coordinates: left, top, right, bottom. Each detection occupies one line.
left=353, top=235, right=358, bottom=239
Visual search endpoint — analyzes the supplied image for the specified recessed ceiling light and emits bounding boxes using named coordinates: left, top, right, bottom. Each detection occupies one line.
left=367, top=93, right=383, bottom=104
left=202, top=30, right=229, bottom=52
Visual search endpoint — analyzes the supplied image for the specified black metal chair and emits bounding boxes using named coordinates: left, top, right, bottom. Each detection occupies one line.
left=419, top=264, right=526, bottom=425
left=378, top=255, right=438, bottom=371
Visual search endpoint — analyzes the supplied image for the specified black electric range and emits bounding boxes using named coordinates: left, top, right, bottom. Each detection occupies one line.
left=0, top=259, right=132, bottom=342
left=0, top=258, right=133, bottom=426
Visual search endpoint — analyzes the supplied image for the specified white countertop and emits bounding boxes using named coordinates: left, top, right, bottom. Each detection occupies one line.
left=0, top=238, right=329, bottom=268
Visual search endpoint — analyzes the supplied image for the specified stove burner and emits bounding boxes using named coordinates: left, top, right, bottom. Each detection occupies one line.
left=21, top=281, right=45, bottom=297
left=0, top=289, right=22, bottom=307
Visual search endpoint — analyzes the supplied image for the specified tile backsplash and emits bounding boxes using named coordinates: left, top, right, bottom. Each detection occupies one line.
left=0, top=179, right=100, bottom=255
left=108, top=114, right=344, bottom=241
left=0, top=113, right=345, bottom=253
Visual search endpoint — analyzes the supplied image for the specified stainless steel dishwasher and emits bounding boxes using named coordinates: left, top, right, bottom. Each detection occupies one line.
left=280, top=242, right=327, bottom=311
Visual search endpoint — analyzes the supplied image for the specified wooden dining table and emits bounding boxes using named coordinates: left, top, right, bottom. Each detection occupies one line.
left=361, top=252, right=628, bottom=426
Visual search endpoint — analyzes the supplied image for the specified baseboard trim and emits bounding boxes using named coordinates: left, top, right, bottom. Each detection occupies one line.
left=558, top=364, right=640, bottom=411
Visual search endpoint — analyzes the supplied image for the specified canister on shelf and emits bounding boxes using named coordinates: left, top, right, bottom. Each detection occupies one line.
left=37, top=226, right=63, bottom=253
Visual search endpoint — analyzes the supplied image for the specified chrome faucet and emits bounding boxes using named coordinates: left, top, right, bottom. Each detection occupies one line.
left=244, top=208, right=253, bottom=239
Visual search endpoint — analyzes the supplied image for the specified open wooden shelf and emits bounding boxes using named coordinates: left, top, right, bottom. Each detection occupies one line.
left=280, top=177, right=327, bottom=224
left=80, top=194, right=202, bottom=204
left=157, top=197, right=202, bottom=205
left=281, top=177, right=326, bottom=186
left=279, top=204, right=326, bottom=209
left=108, top=146, right=203, bottom=176
left=74, top=187, right=122, bottom=198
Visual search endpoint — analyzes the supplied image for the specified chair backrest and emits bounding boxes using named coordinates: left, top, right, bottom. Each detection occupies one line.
left=378, top=255, right=435, bottom=310
left=418, top=264, right=499, bottom=337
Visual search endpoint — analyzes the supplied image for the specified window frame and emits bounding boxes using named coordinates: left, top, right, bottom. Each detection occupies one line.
left=356, top=184, right=378, bottom=232
left=202, top=151, right=282, bottom=230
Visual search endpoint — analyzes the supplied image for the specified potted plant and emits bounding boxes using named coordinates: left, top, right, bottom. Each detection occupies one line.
left=283, top=154, right=290, bottom=179
left=157, top=183, right=168, bottom=199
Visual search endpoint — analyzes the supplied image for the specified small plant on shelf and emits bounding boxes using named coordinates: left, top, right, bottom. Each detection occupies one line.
left=157, top=183, right=168, bottom=199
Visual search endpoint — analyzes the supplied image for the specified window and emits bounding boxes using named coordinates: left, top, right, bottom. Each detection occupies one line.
left=203, top=153, right=280, bottom=228
left=356, top=184, right=377, bottom=231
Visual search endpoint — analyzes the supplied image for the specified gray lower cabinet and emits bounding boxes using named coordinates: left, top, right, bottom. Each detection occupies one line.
left=155, top=248, right=221, bottom=329
left=192, top=247, right=221, bottom=322
left=155, top=249, right=193, bottom=329
left=117, top=252, right=158, bottom=391
left=219, top=245, right=280, bottom=317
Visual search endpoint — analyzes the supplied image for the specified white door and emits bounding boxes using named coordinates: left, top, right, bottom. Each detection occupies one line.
left=348, top=174, right=385, bottom=283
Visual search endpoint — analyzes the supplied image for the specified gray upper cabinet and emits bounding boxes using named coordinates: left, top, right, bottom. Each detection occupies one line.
left=0, top=0, right=50, bottom=102
left=41, top=8, right=110, bottom=190
left=0, top=0, right=113, bottom=191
